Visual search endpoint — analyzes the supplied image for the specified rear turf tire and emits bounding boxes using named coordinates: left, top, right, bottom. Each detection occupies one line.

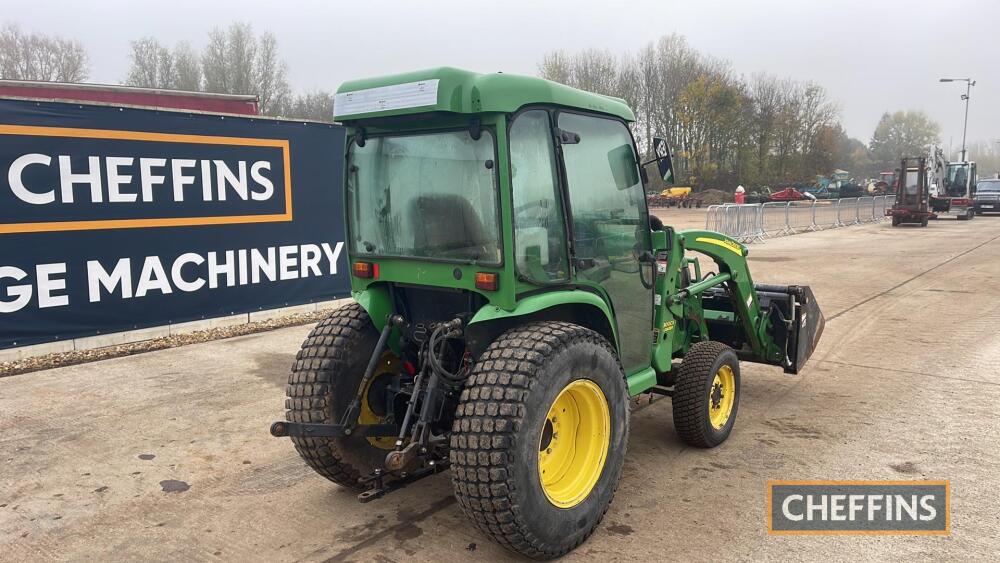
left=450, top=322, right=628, bottom=560
left=672, top=341, right=740, bottom=448
left=285, top=303, right=392, bottom=490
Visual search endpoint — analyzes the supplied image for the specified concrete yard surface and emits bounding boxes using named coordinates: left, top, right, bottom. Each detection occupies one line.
left=2, top=213, right=1000, bottom=562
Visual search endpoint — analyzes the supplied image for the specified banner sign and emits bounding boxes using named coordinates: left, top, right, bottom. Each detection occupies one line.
left=0, top=99, right=350, bottom=348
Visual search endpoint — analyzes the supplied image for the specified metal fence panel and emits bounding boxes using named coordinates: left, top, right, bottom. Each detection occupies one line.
left=761, top=202, right=790, bottom=236
left=701, top=196, right=888, bottom=243
left=786, top=201, right=816, bottom=232
left=857, top=196, right=875, bottom=222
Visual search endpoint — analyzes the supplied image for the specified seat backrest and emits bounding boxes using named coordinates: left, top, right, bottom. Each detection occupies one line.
left=411, top=194, right=494, bottom=260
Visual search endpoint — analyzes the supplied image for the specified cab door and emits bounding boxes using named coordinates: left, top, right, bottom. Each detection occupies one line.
left=557, top=112, right=653, bottom=374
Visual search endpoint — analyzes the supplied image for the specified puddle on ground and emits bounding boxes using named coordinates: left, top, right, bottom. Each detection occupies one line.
left=251, top=352, right=295, bottom=387
left=159, top=480, right=190, bottom=493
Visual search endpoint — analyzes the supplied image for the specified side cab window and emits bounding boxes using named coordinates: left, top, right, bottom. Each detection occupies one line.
left=557, top=112, right=648, bottom=265
left=509, top=110, right=570, bottom=282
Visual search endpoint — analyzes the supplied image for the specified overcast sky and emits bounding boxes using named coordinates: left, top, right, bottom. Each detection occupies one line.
left=7, top=0, right=999, bottom=155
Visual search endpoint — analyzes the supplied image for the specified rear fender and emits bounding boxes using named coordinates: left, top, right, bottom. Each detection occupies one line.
left=352, top=284, right=404, bottom=354
left=466, top=290, right=618, bottom=359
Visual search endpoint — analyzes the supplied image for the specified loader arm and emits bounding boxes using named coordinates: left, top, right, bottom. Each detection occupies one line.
left=676, top=230, right=777, bottom=362
left=650, top=229, right=823, bottom=376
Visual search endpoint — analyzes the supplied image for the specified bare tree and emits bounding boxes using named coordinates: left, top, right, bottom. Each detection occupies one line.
left=773, top=81, right=803, bottom=179
left=0, top=24, right=88, bottom=82
left=538, top=51, right=572, bottom=85
left=255, top=32, right=290, bottom=115
left=124, top=37, right=174, bottom=89
left=634, top=43, right=660, bottom=154
left=571, top=49, right=619, bottom=96
left=125, top=38, right=204, bottom=92
left=201, top=22, right=290, bottom=115
left=200, top=27, right=230, bottom=93
left=171, top=42, right=202, bottom=91
left=797, top=83, right=838, bottom=161
left=287, top=91, right=335, bottom=122
left=748, top=73, right=782, bottom=179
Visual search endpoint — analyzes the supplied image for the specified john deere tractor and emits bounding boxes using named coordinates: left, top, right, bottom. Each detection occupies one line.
left=270, top=68, right=824, bottom=559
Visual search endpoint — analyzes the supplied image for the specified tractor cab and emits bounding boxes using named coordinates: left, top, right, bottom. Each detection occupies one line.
left=945, top=161, right=977, bottom=197
left=335, top=67, right=657, bottom=371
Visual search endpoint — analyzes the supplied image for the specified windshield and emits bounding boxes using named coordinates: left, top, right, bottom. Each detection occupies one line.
left=904, top=170, right=920, bottom=194
left=977, top=180, right=1000, bottom=193
left=347, top=130, right=501, bottom=264
left=945, top=163, right=970, bottom=196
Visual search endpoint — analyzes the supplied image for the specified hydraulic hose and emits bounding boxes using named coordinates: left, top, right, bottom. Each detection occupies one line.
left=427, top=319, right=467, bottom=384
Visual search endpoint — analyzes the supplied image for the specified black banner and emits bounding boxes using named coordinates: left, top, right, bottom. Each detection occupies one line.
left=0, top=99, right=350, bottom=348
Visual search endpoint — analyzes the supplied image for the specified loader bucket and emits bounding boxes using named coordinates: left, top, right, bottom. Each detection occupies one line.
left=784, top=285, right=824, bottom=374
left=753, top=284, right=825, bottom=374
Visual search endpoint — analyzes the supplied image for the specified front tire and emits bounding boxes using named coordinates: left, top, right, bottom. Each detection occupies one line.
left=450, top=322, right=628, bottom=560
left=672, top=341, right=741, bottom=448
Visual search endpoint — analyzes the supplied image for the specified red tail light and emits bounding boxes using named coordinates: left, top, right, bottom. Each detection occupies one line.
left=475, top=272, right=498, bottom=291
left=353, top=261, right=378, bottom=279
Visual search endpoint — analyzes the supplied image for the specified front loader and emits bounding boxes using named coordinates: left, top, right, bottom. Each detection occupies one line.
left=270, top=68, right=824, bottom=559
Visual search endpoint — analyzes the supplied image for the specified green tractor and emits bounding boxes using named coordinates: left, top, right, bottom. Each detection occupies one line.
left=270, top=68, right=824, bottom=559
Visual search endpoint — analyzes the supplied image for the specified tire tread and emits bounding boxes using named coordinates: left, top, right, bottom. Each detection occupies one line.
left=285, top=302, right=372, bottom=489
left=450, top=321, right=623, bottom=560
left=672, top=340, right=735, bottom=448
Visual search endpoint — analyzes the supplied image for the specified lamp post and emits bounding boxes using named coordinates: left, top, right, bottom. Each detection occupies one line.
left=939, top=78, right=975, bottom=161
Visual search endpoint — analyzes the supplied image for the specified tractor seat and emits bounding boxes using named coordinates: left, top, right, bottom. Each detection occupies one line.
left=411, top=194, right=497, bottom=262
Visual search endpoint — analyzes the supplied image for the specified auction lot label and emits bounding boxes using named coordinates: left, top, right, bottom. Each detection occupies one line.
left=768, top=480, right=950, bottom=535
left=0, top=99, right=350, bottom=348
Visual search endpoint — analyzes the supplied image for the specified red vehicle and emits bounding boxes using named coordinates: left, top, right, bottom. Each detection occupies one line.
left=873, top=171, right=896, bottom=195
left=768, top=187, right=807, bottom=202
left=0, top=79, right=259, bottom=115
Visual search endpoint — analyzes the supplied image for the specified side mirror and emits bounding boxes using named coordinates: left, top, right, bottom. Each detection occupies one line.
left=652, top=137, right=674, bottom=183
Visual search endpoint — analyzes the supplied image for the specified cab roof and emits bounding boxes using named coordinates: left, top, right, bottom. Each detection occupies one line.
left=334, top=66, right=635, bottom=123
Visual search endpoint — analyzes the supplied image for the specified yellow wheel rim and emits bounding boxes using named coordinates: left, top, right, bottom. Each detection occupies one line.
left=359, top=352, right=399, bottom=450
left=537, top=379, right=611, bottom=509
left=708, top=365, right=736, bottom=430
